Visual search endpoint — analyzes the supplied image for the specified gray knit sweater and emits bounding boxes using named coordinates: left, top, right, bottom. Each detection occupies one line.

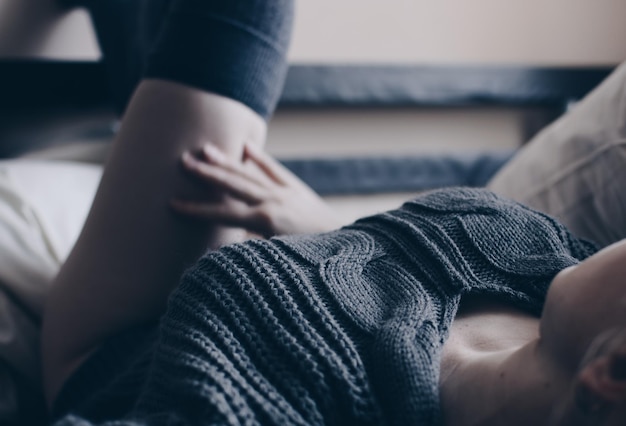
left=54, top=188, right=597, bottom=426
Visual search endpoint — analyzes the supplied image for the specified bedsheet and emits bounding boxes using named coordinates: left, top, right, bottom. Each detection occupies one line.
left=0, top=160, right=101, bottom=424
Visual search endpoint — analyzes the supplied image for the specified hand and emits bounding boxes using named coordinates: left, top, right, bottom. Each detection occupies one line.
left=171, top=143, right=343, bottom=238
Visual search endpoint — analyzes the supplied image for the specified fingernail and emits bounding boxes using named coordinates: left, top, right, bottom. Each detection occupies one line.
left=203, top=145, right=224, bottom=163
left=182, top=151, right=195, bottom=165
left=245, top=142, right=261, bottom=153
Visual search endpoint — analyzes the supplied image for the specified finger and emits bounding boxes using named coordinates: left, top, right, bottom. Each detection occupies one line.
left=181, top=152, right=268, bottom=204
left=243, top=143, right=298, bottom=186
left=170, top=199, right=249, bottom=225
left=198, top=146, right=278, bottom=192
left=170, top=199, right=269, bottom=237
left=199, top=144, right=228, bottom=165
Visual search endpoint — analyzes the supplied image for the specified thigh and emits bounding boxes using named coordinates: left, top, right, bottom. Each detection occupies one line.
left=88, top=0, right=173, bottom=115
left=43, top=0, right=295, bottom=405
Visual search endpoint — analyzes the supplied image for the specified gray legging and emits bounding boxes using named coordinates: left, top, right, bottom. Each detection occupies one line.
left=73, top=0, right=294, bottom=120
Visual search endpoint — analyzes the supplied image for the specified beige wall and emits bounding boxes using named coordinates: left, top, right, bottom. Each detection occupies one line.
left=292, top=0, right=626, bottom=65
left=0, top=0, right=624, bottom=65
left=266, top=107, right=525, bottom=157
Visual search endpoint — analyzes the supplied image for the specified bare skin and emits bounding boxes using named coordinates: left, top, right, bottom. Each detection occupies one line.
left=551, top=328, right=626, bottom=425
left=41, top=79, right=268, bottom=406
left=168, top=142, right=626, bottom=426
left=43, top=103, right=626, bottom=423
left=440, top=299, right=567, bottom=426
left=41, top=80, right=345, bottom=408
left=170, top=142, right=343, bottom=238
left=173, top=142, right=626, bottom=425
left=172, top=144, right=565, bottom=425
left=440, top=241, right=626, bottom=426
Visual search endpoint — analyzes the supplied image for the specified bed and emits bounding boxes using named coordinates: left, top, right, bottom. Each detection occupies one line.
left=0, top=59, right=621, bottom=425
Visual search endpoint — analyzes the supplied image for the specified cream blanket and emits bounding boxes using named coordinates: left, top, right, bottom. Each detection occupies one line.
left=0, top=159, right=101, bottom=422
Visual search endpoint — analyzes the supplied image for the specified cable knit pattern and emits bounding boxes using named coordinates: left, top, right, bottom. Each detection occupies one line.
left=53, top=188, right=597, bottom=426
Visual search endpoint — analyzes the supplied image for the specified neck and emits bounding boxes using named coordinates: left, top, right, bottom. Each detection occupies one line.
left=440, top=339, right=572, bottom=426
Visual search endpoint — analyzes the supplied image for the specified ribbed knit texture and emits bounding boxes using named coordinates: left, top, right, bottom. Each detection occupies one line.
left=53, top=188, right=597, bottom=426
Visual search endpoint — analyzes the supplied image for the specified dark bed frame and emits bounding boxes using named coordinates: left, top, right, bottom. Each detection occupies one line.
left=0, top=60, right=614, bottom=194
left=0, top=60, right=613, bottom=110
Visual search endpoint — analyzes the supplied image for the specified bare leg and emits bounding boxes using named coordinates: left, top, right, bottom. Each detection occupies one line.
left=42, top=81, right=263, bottom=404
left=42, top=0, right=294, bottom=405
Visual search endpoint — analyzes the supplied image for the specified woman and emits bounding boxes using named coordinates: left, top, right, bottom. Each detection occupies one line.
left=44, top=1, right=626, bottom=425
left=50, top=144, right=626, bottom=426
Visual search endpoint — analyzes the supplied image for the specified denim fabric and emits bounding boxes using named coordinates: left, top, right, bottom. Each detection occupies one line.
left=80, top=0, right=294, bottom=119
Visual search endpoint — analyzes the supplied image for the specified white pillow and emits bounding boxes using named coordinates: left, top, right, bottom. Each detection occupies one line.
left=488, top=62, right=626, bottom=248
left=0, top=160, right=102, bottom=313
left=0, top=159, right=101, bottom=402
